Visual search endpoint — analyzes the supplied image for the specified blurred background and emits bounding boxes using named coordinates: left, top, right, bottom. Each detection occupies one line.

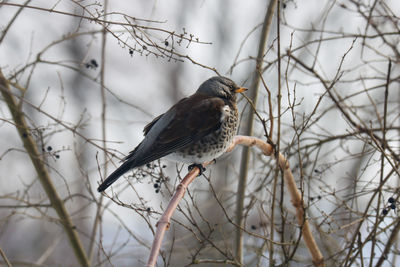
left=0, top=0, right=399, bottom=266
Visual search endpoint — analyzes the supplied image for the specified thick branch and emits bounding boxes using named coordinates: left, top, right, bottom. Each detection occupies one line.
left=0, top=70, right=90, bottom=267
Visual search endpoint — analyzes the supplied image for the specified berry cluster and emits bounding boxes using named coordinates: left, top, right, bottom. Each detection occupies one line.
left=382, top=197, right=396, bottom=215
left=153, top=179, right=161, bottom=194
left=85, top=59, right=98, bottom=69
left=144, top=163, right=167, bottom=194
left=42, top=145, right=60, bottom=159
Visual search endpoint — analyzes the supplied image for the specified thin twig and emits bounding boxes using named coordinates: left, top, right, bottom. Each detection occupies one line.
left=371, top=59, right=392, bottom=267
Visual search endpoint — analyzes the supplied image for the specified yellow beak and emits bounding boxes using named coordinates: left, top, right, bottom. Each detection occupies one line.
left=235, top=87, right=248, bottom=93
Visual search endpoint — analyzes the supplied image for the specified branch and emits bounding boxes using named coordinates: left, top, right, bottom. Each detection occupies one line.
left=0, top=247, right=12, bottom=267
left=146, top=135, right=324, bottom=267
left=0, top=70, right=90, bottom=267
left=236, top=0, right=278, bottom=262
left=88, top=0, right=108, bottom=262
left=146, top=161, right=213, bottom=267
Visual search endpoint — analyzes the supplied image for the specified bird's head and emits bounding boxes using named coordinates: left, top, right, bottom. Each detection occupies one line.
left=197, top=76, right=247, bottom=101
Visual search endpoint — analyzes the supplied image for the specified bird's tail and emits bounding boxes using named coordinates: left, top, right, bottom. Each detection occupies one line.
left=97, top=161, right=135, bottom=192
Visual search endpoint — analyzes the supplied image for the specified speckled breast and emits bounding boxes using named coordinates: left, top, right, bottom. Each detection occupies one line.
left=168, top=105, right=238, bottom=164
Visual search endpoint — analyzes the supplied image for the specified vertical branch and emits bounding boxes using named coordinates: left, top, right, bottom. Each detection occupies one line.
left=0, top=70, right=90, bottom=267
left=373, top=59, right=391, bottom=267
left=88, top=0, right=108, bottom=261
left=270, top=1, right=282, bottom=265
left=369, top=59, right=391, bottom=267
left=235, top=0, right=278, bottom=262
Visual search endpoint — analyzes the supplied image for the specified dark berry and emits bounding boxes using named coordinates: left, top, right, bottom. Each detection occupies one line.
left=129, top=49, right=133, bottom=55
left=22, top=133, right=27, bottom=138
left=155, top=189, right=160, bottom=193
left=251, top=225, right=256, bottom=230
left=317, top=195, right=322, bottom=200
left=164, top=41, right=169, bottom=46
left=154, top=184, right=159, bottom=188
left=310, top=197, right=314, bottom=201
left=47, top=146, right=52, bottom=151
left=146, top=163, right=151, bottom=168
left=390, top=204, right=396, bottom=210
left=388, top=197, right=395, bottom=203
left=90, top=59, right=98, bottom=67
left=146, top=207, right=151, bottom=212
left=162, top=165, right=167, bottom=168
left=55, top=154, right=60, bottom=159
left=382, top=208, right=389, bottom=215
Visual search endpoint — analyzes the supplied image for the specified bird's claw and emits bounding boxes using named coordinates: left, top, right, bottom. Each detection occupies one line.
left=188, top=163, right=206, bottom=176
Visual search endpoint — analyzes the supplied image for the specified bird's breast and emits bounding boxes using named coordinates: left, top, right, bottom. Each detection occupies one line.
left=167, top=104, right=238, bottom=164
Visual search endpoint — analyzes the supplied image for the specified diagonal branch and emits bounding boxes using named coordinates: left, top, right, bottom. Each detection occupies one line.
left=0, top=247, right=12, bottom=267
left=146, top=160, right=214, bottom=267
left=0, top=69, right=90, bottom=267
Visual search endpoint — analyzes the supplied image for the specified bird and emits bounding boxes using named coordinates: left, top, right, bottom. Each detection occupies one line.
left=97, top=76, right=247, bottom=192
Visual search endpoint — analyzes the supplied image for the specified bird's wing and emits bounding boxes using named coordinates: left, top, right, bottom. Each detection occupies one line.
left=143, top=114, right=163, bottom=135
left=125, top=94, right=226, bottom=167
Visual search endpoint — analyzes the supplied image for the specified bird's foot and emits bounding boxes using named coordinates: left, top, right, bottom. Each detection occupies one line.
left=188, top=163, right=206, bottom=176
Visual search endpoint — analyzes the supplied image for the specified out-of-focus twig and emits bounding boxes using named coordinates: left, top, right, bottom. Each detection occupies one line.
left=0, top=0, right=31, bottom=44
left=0, top=247, right=12, bottom=267
left=88, top=0, right=108, bottom=262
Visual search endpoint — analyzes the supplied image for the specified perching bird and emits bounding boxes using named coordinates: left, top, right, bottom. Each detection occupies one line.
left=97, top=76, right=247, bottom=192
